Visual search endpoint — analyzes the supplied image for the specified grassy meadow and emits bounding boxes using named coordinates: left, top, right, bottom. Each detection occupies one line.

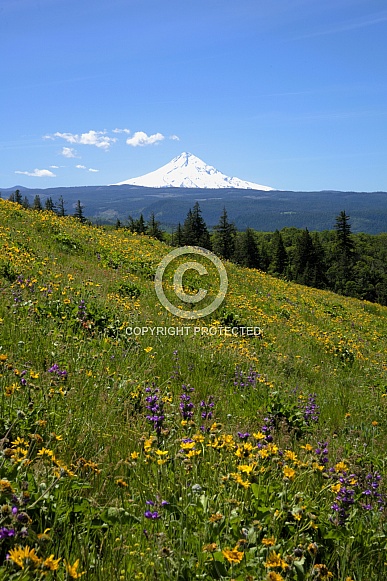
left=0, top=198, right=387, bottom=580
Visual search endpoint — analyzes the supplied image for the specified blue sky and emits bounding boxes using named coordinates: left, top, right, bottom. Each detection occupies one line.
left=1, top=0, right=386, bottom=191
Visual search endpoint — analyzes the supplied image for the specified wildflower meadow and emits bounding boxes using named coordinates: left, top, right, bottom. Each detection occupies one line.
left=0, top=198, right=387, bottom=580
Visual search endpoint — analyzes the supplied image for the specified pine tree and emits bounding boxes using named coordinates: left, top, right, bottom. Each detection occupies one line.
left=292, top=228, right=317, bottom=285
left=56, top=195, right=66, bottom=217
left=182, top=202, right=211, bottom=248
left=136, top=214, right=147, bottom=234
left=45, top=197, right=55, bottom=212
left=128, top=214, right=147, bottom=234
left=172, top=223, right=184, bottom=247
left=270, top=230, right=287, bottom=275
left=73, top=200, right=86, bottom=223
left=115, top=219, right=122, bottom=229
left=233, top=228, right=260, bottom=269
left=329, top=210, right=356, bottom=293
left=147, top=212, right=164, bottom=241
left=32, top=195, right=43, bottom=211
left=22, top=196, right=30, bottom=209
left=212, top=207, right=236, bottom=259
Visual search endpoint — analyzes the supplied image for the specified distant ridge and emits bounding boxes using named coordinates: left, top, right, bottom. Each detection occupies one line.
left=114, top=152, right=274, bottom=191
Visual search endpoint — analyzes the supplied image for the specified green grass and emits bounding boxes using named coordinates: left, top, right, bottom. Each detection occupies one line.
left=0, top=198, right=387, bottom=580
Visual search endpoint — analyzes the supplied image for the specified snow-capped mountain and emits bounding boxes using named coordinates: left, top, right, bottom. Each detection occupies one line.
left=114, top=152, right=274, bottom=190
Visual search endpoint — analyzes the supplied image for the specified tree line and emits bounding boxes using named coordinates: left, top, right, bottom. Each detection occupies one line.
left=5, top=190, right=387, bottom=306
left=5, top=190, right=87, bottom=223
left=125, top=203, right=387, bottom=306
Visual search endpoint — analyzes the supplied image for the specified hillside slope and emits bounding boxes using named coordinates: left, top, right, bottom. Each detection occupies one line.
left=1, top=198, right=387, bottom=580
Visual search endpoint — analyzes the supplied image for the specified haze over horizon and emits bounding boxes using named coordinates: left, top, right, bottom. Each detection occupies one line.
left=1, top=0, right=386, bottom=192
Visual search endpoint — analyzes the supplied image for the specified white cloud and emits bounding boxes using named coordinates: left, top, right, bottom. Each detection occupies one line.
left=76, top=164, right=99, bottom=173
left=126, top=131, right=165, bottom=147
left=50, top=165, right=59, bottom=168
left=170, top=135, right=180, bottom=141
left=52, top=130, right=117, bottom=150
left=61, top=147, right=77, bottom=158
left=15, top=168, right=56, bottom=177
left=112, top=128, right=131, bottom=134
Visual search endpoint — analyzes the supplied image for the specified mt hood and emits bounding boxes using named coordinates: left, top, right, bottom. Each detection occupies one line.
left=114, top=152, right=274, bottom=190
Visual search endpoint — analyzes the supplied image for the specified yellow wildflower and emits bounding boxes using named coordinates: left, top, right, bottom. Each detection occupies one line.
left=202, top=542, right=217, bottom=552
left=116, top=478, right=128, bottom=488
left=209, top=513, right=223, bottom=523
left=267, top=573, right=285, bottom=581
left=262, top=537, right=276, bottom=546
left=283, top=466, right=296, bottom=480
left=0, top=479, right=14, bottom=493
left=42, top=554, right=61, bottom=572
left=284, top=450, right=297, bottom=462
left=8, top=546, right=42, bottom=570
left=64, top=558, right=86, bottom=578
left=222, top=548, right=244, bottom=564
left=264, top=551, right=289, bottom=570
left=237, top=464, right=254, bottom=474
left=301, top=443, right=313, bottom=451
left=334, top=461, right=348, bottom=473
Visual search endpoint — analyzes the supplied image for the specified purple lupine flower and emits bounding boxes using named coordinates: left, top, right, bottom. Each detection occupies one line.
left=179, top=384, right=194, bottom=421
left=331, top=472, right=358, bottom=525
left=78, top=299, right=87, bottom=322
left=48, top=364, right=68, bottom=378
left=0, top=527, right=15, bottom=539
left=144, top=511, right=160, bottom=519
left=200, top=396, right=215, bottom=431
left=237, top=432, right=250, bottom=441
left=315, top=442, right=329, bottom=466
left=302, top=393, right=320, bottom=424
left=145, top=385, right=165, bottom=434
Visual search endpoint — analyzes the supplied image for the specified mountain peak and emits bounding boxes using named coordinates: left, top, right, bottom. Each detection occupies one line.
left=114, top=152, right=274, bottom=190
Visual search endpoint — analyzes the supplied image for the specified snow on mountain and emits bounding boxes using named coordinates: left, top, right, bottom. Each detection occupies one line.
left=114, top=152, right=274, bottom=190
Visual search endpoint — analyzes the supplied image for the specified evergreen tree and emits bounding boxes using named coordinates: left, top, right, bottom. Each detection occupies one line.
left=127, top=215, right=136, bottom=232
left=56, top=195, right=66, bottom=217
left=73, top=200, right=86, bottom=223
left=182, top=202, right=211, bottom=248
left=115, top=219, right=122, bottom=229
left=13, top=189, right=23, bottom=204
left=172, top=223, right=184, bottom=247
left=136, top=214, right=147, bottom=234
left=147, top=212, right=164, bottom=241
left=45, top=197, right=55, bottom=212
left=128, top=214, right=147, bottom=234
left=292, top=228, right=318, bottom=285
left=335, top=210, right=354, bottom=255
left=270, top=230, right=287, bottom=275
left=32, top=195, right=43, bottom=211
left=328, top=211, right=356, bottom=293
left=181, top=209, right=195, bottom=245
left=22, top=196, right=30, bottom=209
left=259, top=238, right=270, bottom=271
left=233, top=228, right=260, bottom=269
left=212, top=207, right=236, bottom=259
